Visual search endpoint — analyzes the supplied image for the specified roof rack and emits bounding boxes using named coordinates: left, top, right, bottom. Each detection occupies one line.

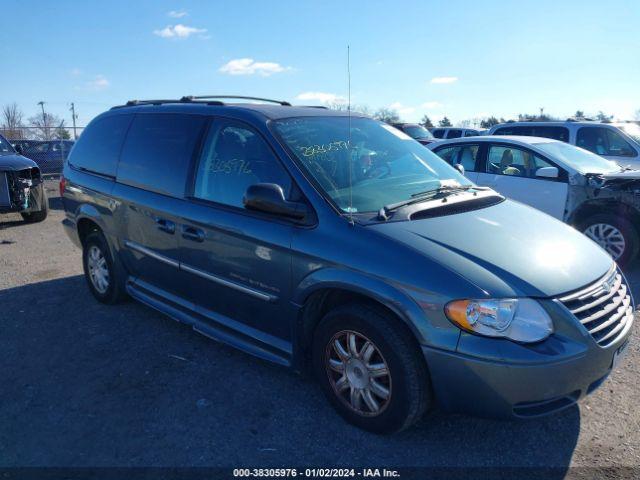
left=112, top=95, right=291, bottom=110
left=181, top=95, right=291, bottom=106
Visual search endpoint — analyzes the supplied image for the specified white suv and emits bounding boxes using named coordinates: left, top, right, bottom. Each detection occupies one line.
left=487, top=121, right=640, bottom=169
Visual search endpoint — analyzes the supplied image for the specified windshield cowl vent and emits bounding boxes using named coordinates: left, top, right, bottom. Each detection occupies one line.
left=409, top=196, right=504, bottom=221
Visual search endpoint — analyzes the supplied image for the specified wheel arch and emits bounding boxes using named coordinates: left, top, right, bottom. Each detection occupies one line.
left=292, top=269, right=429, bottom=371
left=569, top=199, right=640, bottom=229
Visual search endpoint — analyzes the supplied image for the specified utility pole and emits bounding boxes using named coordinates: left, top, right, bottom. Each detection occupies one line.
left=69, top=103, right=78, bottom=140
left=37, top=101, right=48, bottom=140
left=539, top=107, right=544, bottom=119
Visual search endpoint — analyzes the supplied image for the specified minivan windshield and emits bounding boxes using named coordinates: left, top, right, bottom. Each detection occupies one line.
left=615, top=123, right=640, bottom=143
left=273, top=116, right=471, bottom=213
left=403, top=125, right=434, bottom=140
left=533, top=141, right=621, bottom=174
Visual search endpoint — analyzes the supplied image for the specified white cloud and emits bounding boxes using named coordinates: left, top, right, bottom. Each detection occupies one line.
left=154, top=24, right=207, bottom=39
left=389, top=102, right=415, bottom=115
left=296, top=92, right=346, bottom=105
left=168, top=10, right=188, bottom=18
left=86, top=74, right=110, bottom=91
left=219, top=58, right=290, bottom=76
left=70, top=68, right=82, bottom=76
left=421, top=101, right=442, bottom=109
left=430, top=76, right=458, bottom=84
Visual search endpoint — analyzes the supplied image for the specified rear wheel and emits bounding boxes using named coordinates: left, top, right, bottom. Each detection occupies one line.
left=580, top=214, right=638, bottom=266
left=82, top=231, right=127, bottom=304
left=312, top=303, right=431, bottom=434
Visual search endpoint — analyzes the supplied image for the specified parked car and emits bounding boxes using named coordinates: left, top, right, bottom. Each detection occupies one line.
left=11, top=139, right=39, bottom=152
left=430, top=127, right=481, bottom=139
left=19, top=140, right=74, bottom=175
left=487, top=121, right=640, bottom=169
left=61, top=97, right=633, bottom=433
left=0, top=134, right=48, bottom=223
left=429, top=135, right=640, bottom=264
left=390, top=123, right=436, bottom=145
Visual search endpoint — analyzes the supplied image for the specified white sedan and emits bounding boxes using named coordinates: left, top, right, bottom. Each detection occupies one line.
left=429, top=136, right=640, bottom=265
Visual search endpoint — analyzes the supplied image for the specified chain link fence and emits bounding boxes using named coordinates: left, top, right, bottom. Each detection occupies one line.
left=1, top=126, right=85, bottom=177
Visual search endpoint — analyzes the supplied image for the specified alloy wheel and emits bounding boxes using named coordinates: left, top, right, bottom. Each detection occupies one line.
left=325, top=330, right=392, bottom=417
left=87, top=245, right=110, bottom=294
left=584, top=223, right=626, bottom=261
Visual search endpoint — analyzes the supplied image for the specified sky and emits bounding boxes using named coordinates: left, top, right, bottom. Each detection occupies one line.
left=1, top=0, right=639, bottom=128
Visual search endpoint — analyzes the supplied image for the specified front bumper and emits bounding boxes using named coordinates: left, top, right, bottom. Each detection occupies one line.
left=423, top=300, right=633, bottom=419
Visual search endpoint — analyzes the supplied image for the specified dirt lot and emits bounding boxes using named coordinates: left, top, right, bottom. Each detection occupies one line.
left=1, top=180, right=639, bottom=478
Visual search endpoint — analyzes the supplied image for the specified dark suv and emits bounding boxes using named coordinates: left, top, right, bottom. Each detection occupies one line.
left=61, top=96, right=633, bottom=433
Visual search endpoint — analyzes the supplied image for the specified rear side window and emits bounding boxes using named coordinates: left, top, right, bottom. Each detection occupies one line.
left=434, top=144, right=479, bottom=172
left=494, top=126, right=533, bottom=136
left=532, top=126, right=569, bottom=142
left=117, top=114, right=206, bottom=197
left=432, top=129, right=445, bottom=138
left=193, top=120, right=291, bottom=209
left=68, top=114, right=132, bottom=177
left=446, top=129, right=462, bottom=139
left=464, top=130, right=478, bottom=137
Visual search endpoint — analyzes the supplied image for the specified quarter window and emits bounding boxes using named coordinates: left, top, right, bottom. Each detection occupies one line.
left=577, top=127, right=637, bottom=157
left=434, top=144, right=479, bottom=172
left=486, top=145, right=554, bottom=178
left=68, top=114, right=133, bottom=177
left=117, top=114, right=206, bottom=197
left=193, top=121, right=291, bottom=209
left=432, top=129, right=445, bottom=139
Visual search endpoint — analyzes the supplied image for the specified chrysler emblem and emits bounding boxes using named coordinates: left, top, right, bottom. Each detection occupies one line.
left=602, top=277, right=614, bottom=294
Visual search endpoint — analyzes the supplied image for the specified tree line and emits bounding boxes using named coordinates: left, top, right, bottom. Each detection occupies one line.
left=328, top=101, right=627, bottom=129
left=1, top=102, right=71, bottom=141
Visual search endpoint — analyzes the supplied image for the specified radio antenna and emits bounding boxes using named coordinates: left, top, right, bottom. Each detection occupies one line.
left=347, top=45, right=354, bottom=225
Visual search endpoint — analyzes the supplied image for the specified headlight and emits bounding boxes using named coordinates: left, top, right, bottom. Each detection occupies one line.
left=444, top=298, right=553, bottom=343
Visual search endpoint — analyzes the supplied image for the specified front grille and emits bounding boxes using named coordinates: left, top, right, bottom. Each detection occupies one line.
left=559, top=266, right=634, bottom=347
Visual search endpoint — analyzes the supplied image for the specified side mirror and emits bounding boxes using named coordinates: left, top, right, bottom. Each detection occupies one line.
left=14, top=144, right=24, bottom=155
left=536, top=166, right=559, bottom=179
left=243, top=183, right=310, bottom=221
left=454, top=163, right=465, bottom=175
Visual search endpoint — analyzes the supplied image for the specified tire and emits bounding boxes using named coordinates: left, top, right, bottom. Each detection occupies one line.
left=579, top=214, right=639, bottom=267
left=21, top=190, right=48, bottom=223
left=82, top=231, right=127, bottom=304
left=312, top=303, right=431, bottom=434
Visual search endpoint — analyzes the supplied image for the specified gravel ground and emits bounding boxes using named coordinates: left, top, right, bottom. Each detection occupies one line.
left=1, top=180, right=639, bottom=478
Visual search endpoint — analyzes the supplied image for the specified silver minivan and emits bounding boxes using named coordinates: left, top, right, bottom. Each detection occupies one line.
left=488, top=121, right=640, bottom=169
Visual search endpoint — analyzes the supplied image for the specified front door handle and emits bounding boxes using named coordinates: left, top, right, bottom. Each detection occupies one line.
left=155, top=217, right=176, bottom=234
left=182, top=225, right=205, bottom=242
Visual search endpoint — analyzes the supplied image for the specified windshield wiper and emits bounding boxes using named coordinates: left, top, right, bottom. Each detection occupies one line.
left=378, top=185, right=479, bottom=221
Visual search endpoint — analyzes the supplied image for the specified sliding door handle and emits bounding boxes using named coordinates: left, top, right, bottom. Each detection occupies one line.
left=155, top=217, right=176, bottom=234
left=182, top=225, right=205, bottom=242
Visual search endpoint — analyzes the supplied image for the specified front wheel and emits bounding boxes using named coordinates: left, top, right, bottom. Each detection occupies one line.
left=312, top=303, right=431, bottom=434
left=580, top=214, right=639, bottom=266
left=21, top=190, right=48, bottom=223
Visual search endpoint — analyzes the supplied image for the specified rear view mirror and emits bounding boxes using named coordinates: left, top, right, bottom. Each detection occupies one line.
left=243, top=183, right=310, bottom=221
left=536, top=166, right=559, bottom=179
left=454, top=163, right=465, bottom=175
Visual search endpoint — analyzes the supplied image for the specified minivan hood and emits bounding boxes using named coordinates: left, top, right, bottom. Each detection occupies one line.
left=0, top=154, right=38, bottom=171
left=369, top=199, right=613, bottom=298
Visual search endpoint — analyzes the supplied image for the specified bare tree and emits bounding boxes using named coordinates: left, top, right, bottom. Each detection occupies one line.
left=1, top=103, right=25, bottom=139
left=28, top=112, right=67, bottom=140
left=327, top=102, right=371, bottom=116
left=373, top=107, right=400, bottom=124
